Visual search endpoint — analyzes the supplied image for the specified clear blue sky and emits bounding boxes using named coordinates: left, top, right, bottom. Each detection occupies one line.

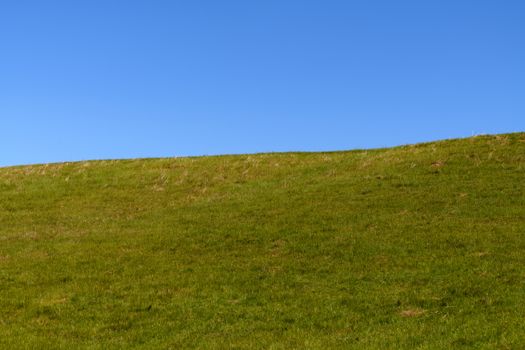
left=1, top=1, right=524, bottom=166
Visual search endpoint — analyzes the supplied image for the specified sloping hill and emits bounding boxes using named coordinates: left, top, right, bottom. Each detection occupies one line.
left=0, top=133, right=524, bottom=349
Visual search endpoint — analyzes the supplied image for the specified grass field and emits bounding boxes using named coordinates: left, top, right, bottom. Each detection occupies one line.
left=0, top=133, right=524, bottom=349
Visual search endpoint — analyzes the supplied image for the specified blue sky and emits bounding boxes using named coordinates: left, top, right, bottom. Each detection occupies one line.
left=1, top=1, right=524, bottom=166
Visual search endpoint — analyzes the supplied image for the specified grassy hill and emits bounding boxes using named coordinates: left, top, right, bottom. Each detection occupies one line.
left=0, top=133, right=524, bottom=349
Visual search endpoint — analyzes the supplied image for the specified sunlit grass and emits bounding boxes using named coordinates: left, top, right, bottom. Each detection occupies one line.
left=0, top=133, right=524, bottom=348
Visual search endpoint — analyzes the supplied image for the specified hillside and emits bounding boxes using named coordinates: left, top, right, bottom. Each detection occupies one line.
left=0, top=133, right=524, bottom=349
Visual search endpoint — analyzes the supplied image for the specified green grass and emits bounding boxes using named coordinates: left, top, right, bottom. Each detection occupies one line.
left=0, top=133, right=524, bottom=349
